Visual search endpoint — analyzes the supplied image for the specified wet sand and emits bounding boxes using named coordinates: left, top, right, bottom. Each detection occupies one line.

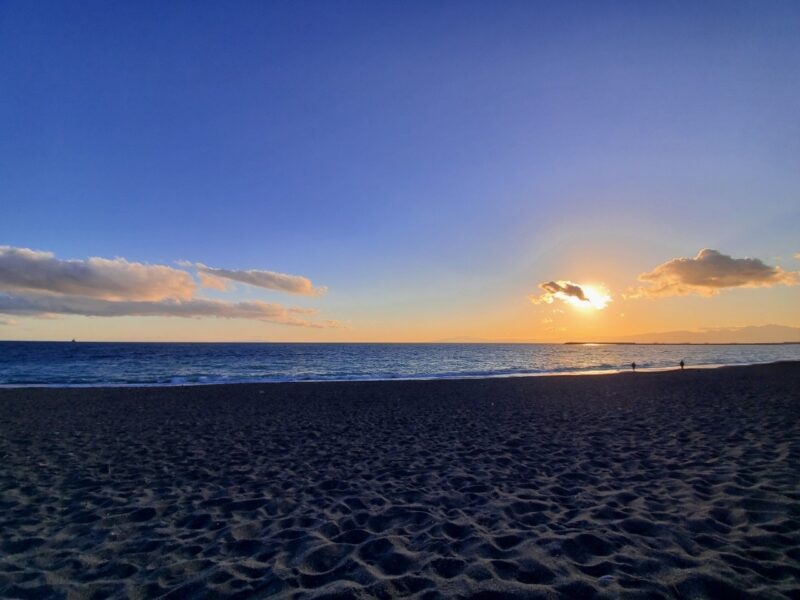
left=1, top=362, right=799, bottom=599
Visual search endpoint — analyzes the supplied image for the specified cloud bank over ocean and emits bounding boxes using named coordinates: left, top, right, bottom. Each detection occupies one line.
left=0, top=246, right=195, bottom=301
left=0, top=246, right=336, bottom=328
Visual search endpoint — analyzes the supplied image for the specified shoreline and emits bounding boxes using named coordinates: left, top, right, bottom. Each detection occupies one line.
left=1, top=358, right=798, bottom=390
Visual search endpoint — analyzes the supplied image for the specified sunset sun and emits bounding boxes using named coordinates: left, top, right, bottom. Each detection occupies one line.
left=565, top=284, right=611, bottom=310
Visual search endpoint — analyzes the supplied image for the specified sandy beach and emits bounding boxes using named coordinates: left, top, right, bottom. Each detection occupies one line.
left=1, top=362, right=799, bottom=599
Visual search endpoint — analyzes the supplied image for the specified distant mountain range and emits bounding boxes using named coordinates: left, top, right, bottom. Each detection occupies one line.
left=436, top=325, right=800, bottom=344
left=583, top=324, right=800, bottom=344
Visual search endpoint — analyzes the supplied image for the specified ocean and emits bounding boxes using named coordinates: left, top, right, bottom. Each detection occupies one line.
left=1, top=341, right=798, bottom=386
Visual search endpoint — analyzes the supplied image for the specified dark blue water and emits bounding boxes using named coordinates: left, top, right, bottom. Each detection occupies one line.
left=0, top=342, right=798, bottom=386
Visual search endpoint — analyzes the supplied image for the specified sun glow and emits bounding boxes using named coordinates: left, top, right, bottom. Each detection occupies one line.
left=564, top=285, right=611, bottom=310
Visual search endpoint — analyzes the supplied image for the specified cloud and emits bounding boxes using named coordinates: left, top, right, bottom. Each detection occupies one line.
left=532, top=281, right=589, bottom=304
left=197, top=270, right=230, bottom=291
left=193, top=263, right=326, bottom=296
left=0, top=246, right=337, bottom=328
left=0, top=292, right=338, bottom=328
left=530, top=280, right=611, bottom=309
left=632, top=249, right=799, bottom=297
left=0, top=318, right=16, bottom=326
left=0, top=246, right=195, bottom=301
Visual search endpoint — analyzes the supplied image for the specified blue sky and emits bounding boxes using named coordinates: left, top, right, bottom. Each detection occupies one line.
left=1, top=1, right=799, bottom=341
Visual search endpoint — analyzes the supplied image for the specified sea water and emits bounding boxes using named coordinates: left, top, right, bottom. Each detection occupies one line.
left=0, top=341, right=798, bottom=386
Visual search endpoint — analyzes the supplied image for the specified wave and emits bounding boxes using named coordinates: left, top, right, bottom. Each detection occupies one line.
left=0, top=359, right=787, bottom=389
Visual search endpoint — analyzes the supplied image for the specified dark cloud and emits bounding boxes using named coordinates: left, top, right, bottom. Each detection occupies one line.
left=541, top=281, right=588, bottom=302
left=531, top=280, right=590, bottom=304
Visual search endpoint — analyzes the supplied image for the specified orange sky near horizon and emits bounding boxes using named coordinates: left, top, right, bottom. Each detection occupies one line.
left=3, top=272, right=798, bottom=343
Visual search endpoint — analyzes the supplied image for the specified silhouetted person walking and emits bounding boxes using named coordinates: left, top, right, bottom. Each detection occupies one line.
left=680, top=360, right=685, bottom=370
left=631, top=362, right=636, bottom=372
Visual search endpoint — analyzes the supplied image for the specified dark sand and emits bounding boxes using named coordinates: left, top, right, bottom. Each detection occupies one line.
left=1, top=363, right=799, bottom=600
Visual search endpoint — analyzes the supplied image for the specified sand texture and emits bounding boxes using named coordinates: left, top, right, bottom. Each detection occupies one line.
left=1, top=362, right=799, bottom=599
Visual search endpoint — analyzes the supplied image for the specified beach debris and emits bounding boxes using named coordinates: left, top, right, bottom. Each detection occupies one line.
left=598, top=575, right=615, bottom=586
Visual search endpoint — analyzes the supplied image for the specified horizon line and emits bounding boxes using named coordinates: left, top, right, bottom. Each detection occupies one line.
left=1, top=339, right=799, bottom=346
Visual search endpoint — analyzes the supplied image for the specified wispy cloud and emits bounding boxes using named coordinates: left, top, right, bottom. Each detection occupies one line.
left=191, top=263, right=326, bottom=296
left=0, top=292, right=336, bottom=327
left=631, top=249, right=799, bottom=298
left=0, top=246, right=337, bottom=328
left=197, top=270, right=230, bottom=291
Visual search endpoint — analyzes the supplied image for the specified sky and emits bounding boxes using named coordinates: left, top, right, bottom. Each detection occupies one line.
left=1, top=1, right=799, bottom=342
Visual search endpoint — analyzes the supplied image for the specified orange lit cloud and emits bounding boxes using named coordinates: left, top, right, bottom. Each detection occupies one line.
left=632, top=249, right=799, bottom=298
left=0, top=246, right=195, bottom=301
left=192, top=263, right=326, bottom=296
left=0, top=246, right=337, bottom=328
left=197, top=270, right=230, bottom=291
